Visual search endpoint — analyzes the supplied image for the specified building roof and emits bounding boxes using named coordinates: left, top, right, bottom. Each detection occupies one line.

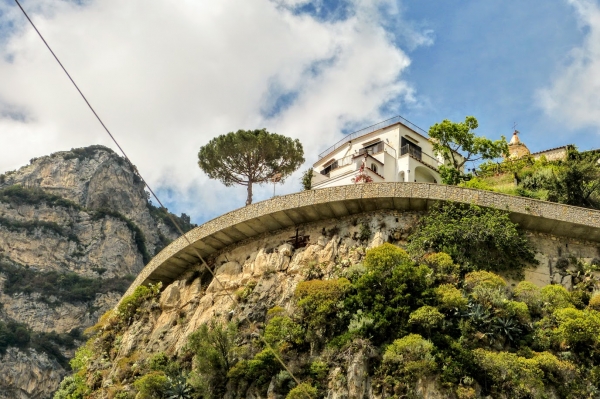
left=317, top=115, right=429, bottom=160
left=530, top=145, right=572, bottom=156
left=509, top=131, right=523, bottom=145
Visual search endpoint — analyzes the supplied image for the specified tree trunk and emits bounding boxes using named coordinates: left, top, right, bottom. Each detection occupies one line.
left=246, top=182, right=253, bottom=206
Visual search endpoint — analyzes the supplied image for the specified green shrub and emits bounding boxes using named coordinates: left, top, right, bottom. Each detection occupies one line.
left=147, top=203, right=196, bottom=234
left=294, top=278, right=351, bottom=340
left=53, top=375, right=88, bottom=399
left=228, top=348, right=282, bottom=389
left=145, top=352, right=182, bottom=378
left=554, top=308, right=600, bottom=349
left=346, top=245, right=434, bottom=344
left=235, top=281, right=257, bottom=302
left=423, top=252, right=460, bottom=282
left=0, top=216, right=67, bottom=237
left=309, top=360, right=329, bottom=380
left=532, top=351, right=576, bottom=382
left=62, top=145, right=115, bottom=162
left=382, top=334, right=436, bottom=377
left=514, top=281, right=542, bottom=313
left=589, top=294, right=600, bottom=311
left=473, top=349, right=543, bottom=398
left=133, top=371, right=169, bottom=399
left=286, top=382, right=317, bottom=399
left=435, top=284, right=467, bottom=311
left=455, top=386, right=477, bottom=399
left=464, top=271, right=506, bottom=290
left=264, top=315, right=304, bottom=351
left=541, top=285, right=574, bottom=313
left=358, top=223, right=372, bottom=241
left=187, top=321, right=238, bottom=399
left=408, top=306, right=444, bottom=334
left=504, top=300, right=531, bottom=323
left=407, top=203, right=537, bottom=274
left=116, top=283, right=161, bottom=322
left=347, top=310, right=375, bottom=333
left=459, top=177, right=493, bottom=191
left=363, top=243, right=410, bottom=274
left=0, top=320, right=30, bottom=354
left=70, top=345, right=94, bottom=372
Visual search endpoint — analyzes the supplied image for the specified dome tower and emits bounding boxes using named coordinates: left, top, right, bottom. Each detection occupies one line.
left=507, top=130, right=530, bottom=159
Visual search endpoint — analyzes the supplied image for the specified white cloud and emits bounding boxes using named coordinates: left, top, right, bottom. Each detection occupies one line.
left=0, top=0, right=426, bottom=222
left=537, top=0, right=600, bottom=129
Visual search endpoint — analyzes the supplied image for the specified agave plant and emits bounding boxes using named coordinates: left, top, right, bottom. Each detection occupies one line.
left=492, top=317, right=522, bottom=345
left=465, top=303, right=493, bottom=330
left=166, top=376, right=194, bottom=399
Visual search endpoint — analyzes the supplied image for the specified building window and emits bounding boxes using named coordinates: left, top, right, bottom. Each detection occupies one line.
left=400, top=137, right=422, bottom=160
left=370, top=163, right=378, bottom=174
left=320, top=160, right=338, bottom=175
left=358, top=141, right=384, bottom=156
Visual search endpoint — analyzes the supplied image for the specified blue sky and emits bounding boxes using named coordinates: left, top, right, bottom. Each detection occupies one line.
left=0, top=0, right=599, bottom=224
left=400, top=1, right=599, bottom=151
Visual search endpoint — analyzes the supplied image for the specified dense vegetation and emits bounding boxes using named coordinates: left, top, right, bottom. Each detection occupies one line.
left=56, top=203, right=600, bottom=399
left=0, top=318, right=81, bottom=368
left=407, top=202, right=537, bottom=275
left=0, top=258, right=134, bottom=306
left=0, top=215, right=70, bottom=238
left=61, top=145, right=116, bottom=162
left=60, top=239, right=600, bottom=398
left=0, top=185, right=82, bottom=210
left=464, top=148, right=600, bottom=209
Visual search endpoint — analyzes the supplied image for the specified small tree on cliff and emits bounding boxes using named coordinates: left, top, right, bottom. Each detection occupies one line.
left=429, top=116, right=508, bottom=184
left=198, top=129, right=304, bottom=205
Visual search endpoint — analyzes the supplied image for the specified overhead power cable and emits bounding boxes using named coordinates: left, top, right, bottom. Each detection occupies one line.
left=13, top=0, right=304, bottom=390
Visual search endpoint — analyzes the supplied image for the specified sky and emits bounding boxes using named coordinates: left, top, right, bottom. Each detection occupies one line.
left=0, top=0, right=599, bottom=224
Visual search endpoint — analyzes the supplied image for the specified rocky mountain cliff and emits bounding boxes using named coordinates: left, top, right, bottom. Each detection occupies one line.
left=0, top=145, right=195, bottom=399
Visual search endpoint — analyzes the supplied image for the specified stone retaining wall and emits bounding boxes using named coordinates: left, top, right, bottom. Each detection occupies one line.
left=122, top=183, right=600, bottom=298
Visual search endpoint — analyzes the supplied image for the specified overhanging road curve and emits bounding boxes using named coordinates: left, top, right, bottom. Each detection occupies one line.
left=123, top=183, right=600, bottom=297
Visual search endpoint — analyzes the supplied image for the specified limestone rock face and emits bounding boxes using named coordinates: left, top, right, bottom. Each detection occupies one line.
left=2, top=146, right=179, bottom=254
left=76, top=211, right=458, bottom=398
left=0, top=146, right=189, bottom=399
left=0, top=348, right=64, bottom=399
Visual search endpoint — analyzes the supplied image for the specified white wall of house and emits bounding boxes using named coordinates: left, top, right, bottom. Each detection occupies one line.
left=312, top=122, right=460, bottom=189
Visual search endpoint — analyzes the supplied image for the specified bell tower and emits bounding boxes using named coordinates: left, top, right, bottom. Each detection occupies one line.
left=507, top=129, right=531, bottom=159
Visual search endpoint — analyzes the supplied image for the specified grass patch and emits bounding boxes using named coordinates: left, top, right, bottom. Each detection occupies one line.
left=0, top=215, right=67, bottom=237
left=0, top=185, right=82, bottom=210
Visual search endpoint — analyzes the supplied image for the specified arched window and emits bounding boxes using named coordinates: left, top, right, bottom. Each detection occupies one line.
left=370, top=163, right=378, bottom=173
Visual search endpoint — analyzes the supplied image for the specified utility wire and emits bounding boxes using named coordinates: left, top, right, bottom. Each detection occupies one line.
left=13, top=0, right=303, bottom=389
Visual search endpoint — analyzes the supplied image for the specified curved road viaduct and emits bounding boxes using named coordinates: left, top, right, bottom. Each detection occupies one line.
left=123, top=182, right=600, bottom=298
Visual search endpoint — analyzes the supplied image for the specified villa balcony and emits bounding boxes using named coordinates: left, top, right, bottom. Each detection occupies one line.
left=399, top=144, right=441, bottom=171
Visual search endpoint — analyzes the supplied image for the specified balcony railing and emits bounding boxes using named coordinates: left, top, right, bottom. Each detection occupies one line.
left=357, top=142, right=384, bottom=156
left=400, top=145, right=441, bottom=170
left=318, top=115, right=428, bottom=159
left=319, top=154, right=354, bottom=176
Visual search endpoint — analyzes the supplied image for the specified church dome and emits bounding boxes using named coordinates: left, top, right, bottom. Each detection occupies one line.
left=507, top=130, right=530, bottom=159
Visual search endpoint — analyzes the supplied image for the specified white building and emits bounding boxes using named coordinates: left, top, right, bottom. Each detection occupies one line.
left=312, top=117, right=464, bottom=189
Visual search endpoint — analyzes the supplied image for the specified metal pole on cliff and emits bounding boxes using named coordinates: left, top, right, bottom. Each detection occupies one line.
left=270, top=172, right=282, bottom=198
